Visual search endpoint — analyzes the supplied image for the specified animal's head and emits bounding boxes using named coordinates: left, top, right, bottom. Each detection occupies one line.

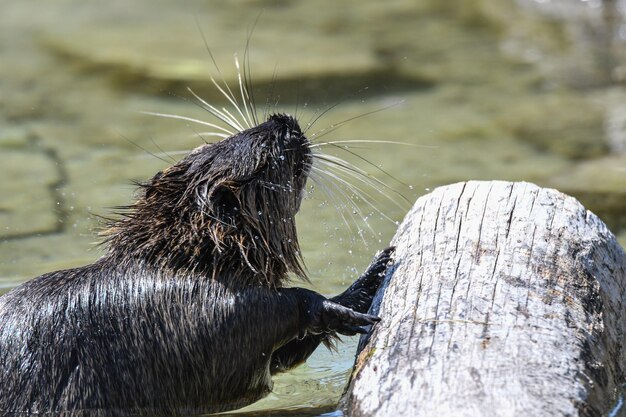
left=105, top=114, right=311, bottom=285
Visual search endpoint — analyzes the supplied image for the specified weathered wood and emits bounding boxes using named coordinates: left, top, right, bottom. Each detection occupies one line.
left=341, top=181, right=626, bottom=417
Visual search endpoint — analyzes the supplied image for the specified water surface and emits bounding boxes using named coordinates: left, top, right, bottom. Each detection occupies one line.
left=2, top=0, right=626, bottom=414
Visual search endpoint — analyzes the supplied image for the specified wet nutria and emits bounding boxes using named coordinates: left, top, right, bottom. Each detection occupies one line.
left=0, top=99, right=394, bottom=414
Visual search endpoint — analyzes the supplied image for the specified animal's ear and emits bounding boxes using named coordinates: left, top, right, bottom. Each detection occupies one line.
left=209, top=184, right=240, bottom=225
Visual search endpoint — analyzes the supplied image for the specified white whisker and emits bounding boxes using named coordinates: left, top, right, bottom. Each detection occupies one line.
left=307, top=169, right=362, bottom=237
left=309, top=101, right=404, bottom=140
left=235, top=55, right=254, bottom=129
left=310, top=167, right=376, bottom=243
left=315, top=158, right=407, bottom=214
left=220, top=107, right=246, bottom=132
left=140, top=111, right=233, bottom=135
left=310, top=140, right=436, bottom=149
left=209, top=76, right=249, bottom=129
left=314, top=162, right=397, bottom=225
left=315, top=152, right=411, bottom=203
left=187, top=88, right=244, bottom=132
left=309, top=164, right=371, bottom=221
left=209, top=66, right=251, bottom=132
left=195, top=132, right=231, bottom=139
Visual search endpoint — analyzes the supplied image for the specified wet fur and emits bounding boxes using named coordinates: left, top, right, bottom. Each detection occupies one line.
left=0, top=112, right=394, bottom=415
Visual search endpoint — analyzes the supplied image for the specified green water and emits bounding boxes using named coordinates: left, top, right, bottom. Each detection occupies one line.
left=2, top=0, right=626, bottom=414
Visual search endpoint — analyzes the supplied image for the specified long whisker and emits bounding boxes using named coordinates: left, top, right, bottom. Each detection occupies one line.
left=195, top=18, right=240, bottom=107
left=309, top=101, right=404, bottom=140
left=313, top=153, right=411, bottom=205
left=313, top=162, right=397, bottom=225
left=309, top=166, right=378, bottom=242
left=307, top=174, right=356, bottom=237
left=243, top=16, right=260, bottom=126
left=195, top=132, right=233, bottom=139
left=304, top=85, right=381, bottom=135
left=187, top=88, right=245, bottom=132
left=304, top=100, right=344, bottom=135
left=118, top=133, right=173, bottom=165
left=317, top=180, right=378, bottom=240
left=220, top=106, right=246, bottom=132
left=187, top=83, right=244, bottom=132
left=140, top=111, right=234, bottom=135
left=303, top=107, right=321, bottom=133
left=321, top=143, right=413, bottom=191
left=234, top=55, right=253, bottom=129
left=307, top=168, right=362, bottom=238
left=187, top=125, right=210, bottom=145
left=149, top=138, right=177, bottom=164
left=143, top=150, right=192, bottom=158
left=310, top=139, right=436, bottom=149
left=313, top=159, right=398, bottom=220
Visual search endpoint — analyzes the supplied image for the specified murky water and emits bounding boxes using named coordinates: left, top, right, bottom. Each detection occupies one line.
left=2, top=0, right=626, bottom=415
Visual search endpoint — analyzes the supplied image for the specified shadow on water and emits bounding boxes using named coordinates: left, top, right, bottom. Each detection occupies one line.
left=47, top=42, right=436, bottom=103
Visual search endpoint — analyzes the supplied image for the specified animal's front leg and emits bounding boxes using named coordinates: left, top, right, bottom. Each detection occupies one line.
left=270, top=288, right=378, bottom=374
left=270, top=247, right=394, bottom=374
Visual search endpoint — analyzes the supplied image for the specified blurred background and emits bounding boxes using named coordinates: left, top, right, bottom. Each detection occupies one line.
left=2, top=0, right=626, bottom=414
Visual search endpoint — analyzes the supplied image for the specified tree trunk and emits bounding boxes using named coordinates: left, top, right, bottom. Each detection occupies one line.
left=340, top=181, right=626, bottom=417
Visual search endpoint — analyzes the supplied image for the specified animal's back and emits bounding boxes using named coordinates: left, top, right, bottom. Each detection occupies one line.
left=0, top=259, right=280, bottom=416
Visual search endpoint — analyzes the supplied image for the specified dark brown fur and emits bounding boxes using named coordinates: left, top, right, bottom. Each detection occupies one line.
left=0, top=113, right=393, bottom=416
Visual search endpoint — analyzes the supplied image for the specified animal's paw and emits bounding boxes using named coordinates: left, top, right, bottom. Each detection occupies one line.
left=332, top=246, right=395, bottom=313
left=360, top=246, right=395, bottom=288
left=309, top=299, right=380, bottom=337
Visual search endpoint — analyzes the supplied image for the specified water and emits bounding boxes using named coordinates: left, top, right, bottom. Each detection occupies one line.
left=1, top=0, right=626, bottom=414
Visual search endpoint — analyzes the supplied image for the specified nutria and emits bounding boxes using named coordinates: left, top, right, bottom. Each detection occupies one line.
left=0, top=107, right=394, bottom=416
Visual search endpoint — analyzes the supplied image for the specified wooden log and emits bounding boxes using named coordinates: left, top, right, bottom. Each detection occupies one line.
left=340, top=181, right=626, bottom=417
